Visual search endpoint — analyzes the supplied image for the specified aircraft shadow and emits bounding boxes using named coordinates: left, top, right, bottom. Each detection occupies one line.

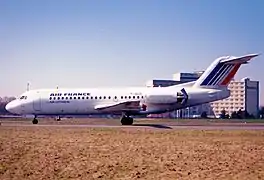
left=133, top=124, right=172, bottom=129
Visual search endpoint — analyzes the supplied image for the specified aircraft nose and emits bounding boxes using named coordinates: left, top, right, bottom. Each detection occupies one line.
left=5, top=101, right=20, bottom=114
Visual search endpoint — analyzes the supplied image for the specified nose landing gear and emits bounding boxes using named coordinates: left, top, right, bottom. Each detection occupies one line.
left=32, top=116, right=38, bottom=124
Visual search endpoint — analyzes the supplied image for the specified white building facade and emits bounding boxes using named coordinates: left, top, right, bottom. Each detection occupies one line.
left=211, top=78, right=259, bottom=117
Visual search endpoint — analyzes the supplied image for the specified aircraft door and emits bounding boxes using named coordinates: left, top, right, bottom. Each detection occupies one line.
left=33, top=91, right=41, bottom=111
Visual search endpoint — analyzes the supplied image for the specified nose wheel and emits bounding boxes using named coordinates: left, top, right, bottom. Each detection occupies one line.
left=32, top=117, right=38, bottom=124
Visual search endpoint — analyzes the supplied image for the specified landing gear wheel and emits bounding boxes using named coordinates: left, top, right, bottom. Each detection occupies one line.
left=56, top=116, right=61, bottom=121
left=32, top=118, right=38, bottom=124
left=121, top=116, right=133, bottom=125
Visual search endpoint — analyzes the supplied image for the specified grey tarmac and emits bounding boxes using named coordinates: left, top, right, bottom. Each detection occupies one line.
left=2, top=123, right=264, bottom=130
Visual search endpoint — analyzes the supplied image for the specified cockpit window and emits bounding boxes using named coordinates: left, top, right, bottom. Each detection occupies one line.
left=20, top=96, right=27, bottom=100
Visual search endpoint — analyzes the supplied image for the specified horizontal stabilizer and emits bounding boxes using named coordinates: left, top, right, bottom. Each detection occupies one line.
left=194, top=53, right=259, bottom=87
left=220, top=54, right=259, bottom=64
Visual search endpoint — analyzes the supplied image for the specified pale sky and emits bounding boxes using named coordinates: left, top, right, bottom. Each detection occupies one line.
left=1, top=0, right=264, bottom=102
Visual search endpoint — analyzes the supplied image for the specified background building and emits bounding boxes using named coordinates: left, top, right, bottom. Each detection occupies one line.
left=145, top=79, right=182, bottom=87
left=211, top=78, right=259, bottom=117
left=173, top=71, right=204, bottom=82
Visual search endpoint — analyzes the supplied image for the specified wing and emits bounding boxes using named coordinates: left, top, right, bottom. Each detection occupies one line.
left=94, top=100, right=141, bottom=113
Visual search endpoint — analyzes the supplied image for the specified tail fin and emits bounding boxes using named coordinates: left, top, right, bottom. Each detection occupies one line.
left=193, top=54, right=259, bottom=88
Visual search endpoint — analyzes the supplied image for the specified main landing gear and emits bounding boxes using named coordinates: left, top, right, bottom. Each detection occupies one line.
left=32, top=116, right=38, bottom=124
left=120, top=115, right=133, bottom=125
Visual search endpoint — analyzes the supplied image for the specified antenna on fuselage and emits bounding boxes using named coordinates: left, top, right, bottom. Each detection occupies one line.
left=27, top=82, right=30, bottom=91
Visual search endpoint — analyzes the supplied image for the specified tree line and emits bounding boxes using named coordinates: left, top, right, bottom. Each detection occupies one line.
left=0, top=97, right=16, bottom=115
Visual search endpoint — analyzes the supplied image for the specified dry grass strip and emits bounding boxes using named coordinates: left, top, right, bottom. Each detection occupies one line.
left=0, top=127, right=264, bottom=180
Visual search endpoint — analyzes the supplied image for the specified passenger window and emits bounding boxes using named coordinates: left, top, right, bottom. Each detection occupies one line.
left=66, top=97, right=68, bottom=100
left=62, top=97, right=64, bottom=100
left=58, top=97, right=60, bottom=100
left=128, top=96, right=131, bottom=99
left=78, top=97, right=80, bottom=99
left=104, top=96, right=106, bottom=99
left=86, top=96, right=89, bottom=99
left=20, top=96, right=27, bottom=100
left=91, top=96, right=93, bottom=99
left=95, top=96, right=97, bottom=99
left=124, top=96, right=127, bottom=99
left=137, top=96, right=140, bottom=99
left=99, top=96, right=102, bottom=99
left=74, top=97, right=76, bottom=99
left=70, top=97, right=72, bottom=100
left=50, top=97, right=52, bottom=100
left=121, top=96, right=123, bottom=99
left=82, top=97, right=85, bottom=99
left=53, top=97, right=56, bottom=100
left=133, top=96, right=135, bottom=99
left=108, top=96, right=111, bottom=99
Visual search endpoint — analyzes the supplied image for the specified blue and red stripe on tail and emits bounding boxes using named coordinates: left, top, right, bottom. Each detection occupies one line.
left=194, top=54, right=259, bottom=88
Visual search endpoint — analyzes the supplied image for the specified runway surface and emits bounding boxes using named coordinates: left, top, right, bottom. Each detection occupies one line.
left=2, top=123, right=264, bottom=130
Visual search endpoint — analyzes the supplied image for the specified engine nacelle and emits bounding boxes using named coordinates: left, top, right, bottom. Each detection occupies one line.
left=146, top=94, right=177, bottom=104
left=145, top=88, right=188, bottom=105
left=176, top=88, right=188, bottom=104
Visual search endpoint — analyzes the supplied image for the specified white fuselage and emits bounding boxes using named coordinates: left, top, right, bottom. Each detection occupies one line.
left=6, top=86, right=230, bottom=117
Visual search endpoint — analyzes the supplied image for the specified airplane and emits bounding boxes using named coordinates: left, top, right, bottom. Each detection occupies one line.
left=5, top=53, right=259, bottom=125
